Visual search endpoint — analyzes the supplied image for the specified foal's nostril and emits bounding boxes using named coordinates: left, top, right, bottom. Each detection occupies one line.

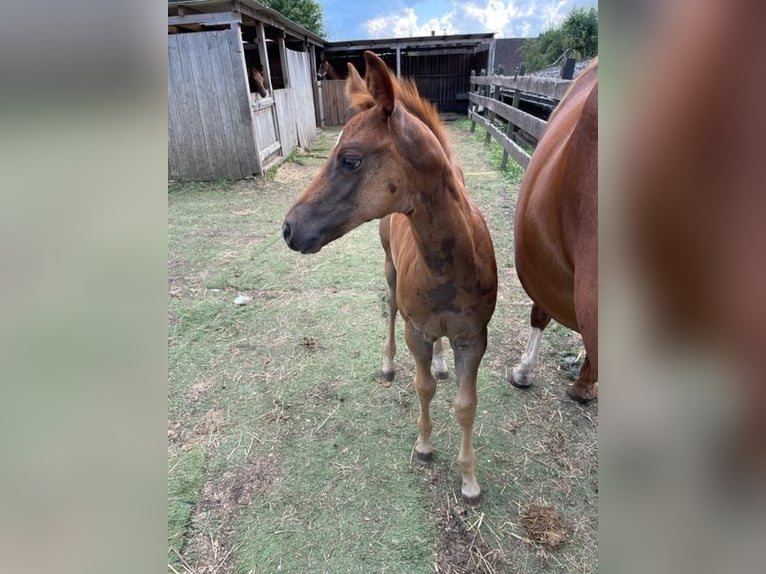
left=282, top=221, right=292, bottom=244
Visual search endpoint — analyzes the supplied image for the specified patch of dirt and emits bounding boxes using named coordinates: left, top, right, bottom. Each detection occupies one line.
left=519, top=502, right=570, bottom=549
left=273, top=160, right=312, bottom=184
left=309, top=378, right=342, bottom=402
left=301, top=335, right=319, bottom=353
left=168, top=421, right=181, bottom=445
left=185, top=454, right=281, bottom=574
left=428, top=467, right=506, bottom=573
left=200, top=455, right=280, bottom=515
left=186, top=378, right=214, bottom=402
left=180, top=408, right=226, bottom=451
left=544, top=428, right=576, bottom=472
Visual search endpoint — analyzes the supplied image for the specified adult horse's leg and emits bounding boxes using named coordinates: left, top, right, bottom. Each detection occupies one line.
left=405, top=321, right=437, bottom=462
left=431, top=338, right=449, bottom=380
left=380, top=217, right=397, bottom=382
left=567, top=271, right=598, bottom=402
left=511, top=303, right=551, bottom=388
left=452, top=332, right=487, bottom=506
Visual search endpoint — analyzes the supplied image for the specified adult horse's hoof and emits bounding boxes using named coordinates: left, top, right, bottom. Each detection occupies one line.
left=566, top=382, right=598, bottom=403
left=415, top=450, right=433, bottom=464
left=462, top=493, right=482, bottom=508
left=510, top=365, right=533, bottom=389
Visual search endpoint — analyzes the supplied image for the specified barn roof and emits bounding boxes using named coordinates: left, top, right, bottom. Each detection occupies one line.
left=168, top=0, right=325, bottom=46
left=324, top=33, right=495, bottom=56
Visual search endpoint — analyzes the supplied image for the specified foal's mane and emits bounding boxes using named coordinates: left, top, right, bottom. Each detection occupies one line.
left=347, top=75, right=453, bottom=162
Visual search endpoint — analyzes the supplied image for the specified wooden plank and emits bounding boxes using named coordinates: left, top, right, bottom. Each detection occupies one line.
left=468, top=92, right=547, bottom=138
left=167, top=35, right=186, bottom=179
left=175, top=33, right=213, bottom=180
left=277, top=35, right=289, bottom=88
left=190, top=31, right=237, bottom=179
left=273, top=88, right=298, bottom=156
left=469, top=110, right=530, bottom=169
left=259, top=140, right=282, bottom=161
left=204, top=31, right=244, bottom=179
left=471, top=74, right=572, bottom=101
left=168, top=12, right=241, bottom=27
left=254, top=106, right=278, bottom=148
left=226, top=24, right=260, bottom=176
left=286, top=48, right=317, bottom=148
left=223, top=24, right=258, bottom=176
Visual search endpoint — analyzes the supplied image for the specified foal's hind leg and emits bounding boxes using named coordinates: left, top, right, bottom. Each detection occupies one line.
left=511, top=304, right=551, bottom=388
left=431, top=338, right=449, bottom=380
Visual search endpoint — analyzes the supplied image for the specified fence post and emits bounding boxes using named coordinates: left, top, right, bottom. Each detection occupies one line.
left=469, top=70, right=477, bottom=133
left=500, top=88, right=520, bottom=169
left=482, top=69, right=494, bottom=145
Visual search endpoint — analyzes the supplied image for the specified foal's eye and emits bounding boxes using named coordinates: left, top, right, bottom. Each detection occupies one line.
left=339, top=156, right=362, bottom=171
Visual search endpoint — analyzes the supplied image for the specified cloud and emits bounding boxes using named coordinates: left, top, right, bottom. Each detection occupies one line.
left=461, top=0, right=536, bottom=37
left=364, top=7, right=457, bottom=38
left=361, top=1, right=593, bottom=40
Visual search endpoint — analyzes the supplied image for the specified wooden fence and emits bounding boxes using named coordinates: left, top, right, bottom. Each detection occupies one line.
left=320, top=80, right=355, bottom=127
left=468, top=72, right=572, bottom=169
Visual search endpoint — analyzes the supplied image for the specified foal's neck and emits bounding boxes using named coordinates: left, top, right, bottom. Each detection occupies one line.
left=406, top=166, right=478, bottom=277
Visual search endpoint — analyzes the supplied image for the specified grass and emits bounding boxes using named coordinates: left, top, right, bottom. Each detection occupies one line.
left=454, top=117, right=526, bottom=186
left=168, top=119, right=597, bottom=573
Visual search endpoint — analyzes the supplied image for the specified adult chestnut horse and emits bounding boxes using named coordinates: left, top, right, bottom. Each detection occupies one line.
left=283, top=51, right=497, bottom=506
left=510, top=60, right=598, bottom=403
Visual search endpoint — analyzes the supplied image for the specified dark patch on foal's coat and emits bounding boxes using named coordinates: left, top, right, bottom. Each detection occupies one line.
left=429, top=282, right=459, bottom=313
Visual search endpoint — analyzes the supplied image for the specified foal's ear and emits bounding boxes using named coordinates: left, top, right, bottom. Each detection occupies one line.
left=364, top=51, right=395, bottom=117
left=346, top=63, right=373, bottom=110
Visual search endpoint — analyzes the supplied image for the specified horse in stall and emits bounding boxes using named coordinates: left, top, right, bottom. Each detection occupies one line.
left=249, top=66, right=268, bottom=98
left=510, top=59, right=598, bottom=403
left=283, top=51, right=498, bottom=506
left=317, top=59, right=342, bottom=80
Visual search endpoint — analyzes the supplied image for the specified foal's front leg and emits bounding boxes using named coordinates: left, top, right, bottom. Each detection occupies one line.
left=452, top=331, right=488, bottom=507
left=381, top=255, right=398, bottom=382
left=404, top=321, right=437, bottom=462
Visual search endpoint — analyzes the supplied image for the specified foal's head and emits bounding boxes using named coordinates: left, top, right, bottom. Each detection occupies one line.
left=283, top=51, right=449, bottom=254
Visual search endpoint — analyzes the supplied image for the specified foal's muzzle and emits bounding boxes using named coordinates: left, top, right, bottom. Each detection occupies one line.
left=282, top=219, right=321, bottom=254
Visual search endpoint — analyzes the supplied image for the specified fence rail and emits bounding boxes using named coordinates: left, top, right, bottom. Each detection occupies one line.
left=468, top=72, right=572, bottom=169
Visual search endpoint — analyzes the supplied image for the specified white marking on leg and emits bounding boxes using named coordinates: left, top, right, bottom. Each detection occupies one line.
left=431, top=339, right=448, bottom=378
left=512, top=327, right=543, bottom=386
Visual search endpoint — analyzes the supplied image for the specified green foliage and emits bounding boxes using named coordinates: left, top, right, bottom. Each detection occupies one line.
left=521, top=7, right=598, bottom=71
left=260, top=0, right=325, bottom=37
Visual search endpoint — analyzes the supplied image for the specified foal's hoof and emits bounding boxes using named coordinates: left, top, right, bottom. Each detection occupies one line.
left=566, top=382, right=598, bottom=404
left=510, top=366, right=533, bottom=389
left=462, top=493, right=482, bottom=508
left=381, top=370, right=395, bottom=383
left=415, top=450, right=433, bottom=464
left=434, top=369, right=449, bottom=381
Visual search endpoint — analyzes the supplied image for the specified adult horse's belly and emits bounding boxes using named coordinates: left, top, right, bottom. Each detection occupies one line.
left=514, top=159, right=579, bottom=332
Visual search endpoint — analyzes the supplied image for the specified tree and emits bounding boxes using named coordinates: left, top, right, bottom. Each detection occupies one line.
left=260, top=0, right=325, bottom=37
left=521, top=7, right=598, bottom=71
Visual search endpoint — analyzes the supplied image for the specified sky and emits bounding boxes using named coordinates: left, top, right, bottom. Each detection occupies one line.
left=318, top=0, right=597, bottom=41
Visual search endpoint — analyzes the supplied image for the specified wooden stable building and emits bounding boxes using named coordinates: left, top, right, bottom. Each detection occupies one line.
left=318, top=33, right=494, bottom=124
left=168, top=0, right=324, bottom=180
